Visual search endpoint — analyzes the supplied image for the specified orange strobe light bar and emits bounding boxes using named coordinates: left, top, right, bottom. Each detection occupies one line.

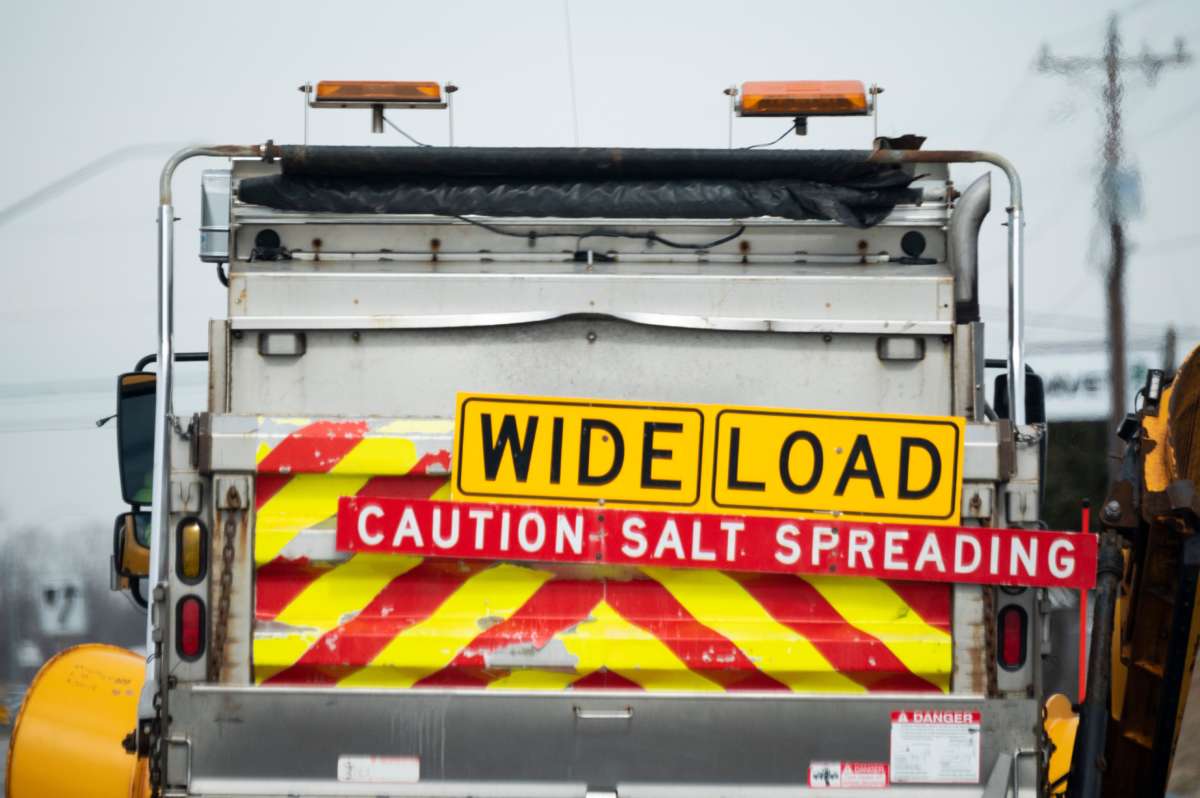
left=738, top=80, right=869, bottom=117
left=306, top=80, right=450, bottom=136
left=313, top=80, right=443, bottom=106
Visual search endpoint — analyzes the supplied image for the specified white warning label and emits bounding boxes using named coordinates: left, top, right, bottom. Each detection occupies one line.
left=889, top=710, right=980, bottom=784
left=808, top=761, right=889, bottom=789
left=337, top=755, right=420, bottom=784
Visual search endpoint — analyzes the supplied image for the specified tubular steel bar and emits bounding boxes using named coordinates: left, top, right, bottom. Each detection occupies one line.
left=869, top=149, right=1026, bottom=427
left=1067, top=532, right=1124, bottom=798
left=146, top=144, right=1024, bottom=678
left=145, top=144, right=272, bottom=721
left=135, top=351, right=209, bottom=373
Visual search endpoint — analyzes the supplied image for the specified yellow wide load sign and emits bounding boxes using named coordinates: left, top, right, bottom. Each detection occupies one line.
left=454, top=394, right=964, bottom=524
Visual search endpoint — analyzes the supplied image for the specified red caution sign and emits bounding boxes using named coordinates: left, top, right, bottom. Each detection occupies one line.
left=336, top=498, right=1098, bottom=589
left=890, top=710, right=982, bottom=784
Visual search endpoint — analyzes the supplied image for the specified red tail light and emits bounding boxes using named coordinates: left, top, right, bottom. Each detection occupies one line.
left=997, top=605, right=1027, bottom=671
left=177, top=596, right=206, bottom=660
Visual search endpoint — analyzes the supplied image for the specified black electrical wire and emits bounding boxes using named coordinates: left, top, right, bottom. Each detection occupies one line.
left=382, top=114, right=431, bottom=147
left=449, top=214, right=746, bottom=250
left=744, top=121, right=798, bottom=149
left=216, top=262, right=229, bottom=287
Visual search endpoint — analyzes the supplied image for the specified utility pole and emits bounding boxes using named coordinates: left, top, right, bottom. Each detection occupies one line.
left=1163, top=324, right=1177, bottom=378
left=3, top=539, right=20, bottom=684
left=1038, top=16, right=1190, bottom=478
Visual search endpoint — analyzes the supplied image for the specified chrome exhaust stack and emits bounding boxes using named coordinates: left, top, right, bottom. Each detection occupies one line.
left=948, top=172, right=991, bottom=324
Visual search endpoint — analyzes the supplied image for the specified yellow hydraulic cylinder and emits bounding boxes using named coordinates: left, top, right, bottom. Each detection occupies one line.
left=5, top=644, right=150, bottom=798
left=1043, top=693, right=1079, bottom=795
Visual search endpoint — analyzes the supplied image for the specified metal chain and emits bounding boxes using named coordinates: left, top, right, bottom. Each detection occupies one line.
left=169, top=414, right=194, bottom=439
left=209, top=508, right=238, bottom=680
left=148, top=688, right=164, bottom=797
left=149, top=495, right=238, bottom=794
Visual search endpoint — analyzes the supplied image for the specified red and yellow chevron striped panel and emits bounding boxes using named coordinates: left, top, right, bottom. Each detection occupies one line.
left=250, top=418, right=952, bottom=692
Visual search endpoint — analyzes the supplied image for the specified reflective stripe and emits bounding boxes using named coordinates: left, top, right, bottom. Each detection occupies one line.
left=556, top=601, right=721, bottom=692
left=803, top=575, right=952, bottom=691
left=885, top=580, right=952, bottom=635
left=255, top=474, right=370, bottom=565
left=328, top=436, right=418, bottom=476
left=734, top=573, right=944, bottom=692
left=488, top=668, right=590, bottom=691
left=254, top=558, right=331, bottom=620
left=252, top=420, right=446, bottom=564
left=262, top=560, right=481, bottom=685
left=256, top=419, right=367, bottom=473
left=605, top=579, right=788, bottom=690
left=642, top=566, right=863, bottom=693
left=253, top=555, right=423, bottom=682
left=340, top=564, right=552, bottom=688
left=276, top=554, right=423, bottom=627
left=416, top=579, right=604, bottom=686
left=249, top=416, right=957, bottom=693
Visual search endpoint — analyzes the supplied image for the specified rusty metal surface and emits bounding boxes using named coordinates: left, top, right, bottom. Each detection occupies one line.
left=210, top=477, right=252, bottom=684
left=867, top=150, right=1021, bottom=205
left=158, top=144, right=276, bottom=204
left=952, top=584, right=989, bottom=695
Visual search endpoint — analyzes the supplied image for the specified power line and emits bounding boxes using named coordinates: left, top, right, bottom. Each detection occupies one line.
left=1037, top=0, right=1184, bottom=49
left=1026, top=336, right=1173, bottom=355
left=0, top=143, right=184, bottom=228
left=562, top=0, right=580, bottom=146
left=1139, top=95, right=1200, bottom=141
left=980, top=305, right=1200, bottom=337
left=1038, top=14, right=1191, bottom=483
left=0, top=374, right=205, bottom=401
left=975, top=73, right=1035, bottom=142
left=0, top=422, right=107, bottom=434
left=1134, top=232, right=1200, bottom=254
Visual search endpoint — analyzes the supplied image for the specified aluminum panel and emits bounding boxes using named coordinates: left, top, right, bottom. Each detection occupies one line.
left=227, top=266, right=953, bottom=333
left=174, top=687, right=1037, bottom=795
left=227, top=320, right=954, bottom=418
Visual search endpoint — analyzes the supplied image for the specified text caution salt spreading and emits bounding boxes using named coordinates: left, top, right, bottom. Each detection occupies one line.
left=889, top=711, right=981, bottom=784
left=337, top=498, right=1098, bottom=589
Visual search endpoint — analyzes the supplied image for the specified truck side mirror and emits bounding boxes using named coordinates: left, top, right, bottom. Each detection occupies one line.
left=113, top=511, right=151, bottom=580
left=992, top=366, right=1046, bottom=424
left=112, top=511, right=150, bottom=608
left=117, top=372, right=157, bottom=506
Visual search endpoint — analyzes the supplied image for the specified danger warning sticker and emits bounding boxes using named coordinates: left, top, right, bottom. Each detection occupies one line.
left=808, top=761, right=889, bottom=789
left=337, top=755, right=419, bottom=784
left=890, top=711, right=981, bottom=784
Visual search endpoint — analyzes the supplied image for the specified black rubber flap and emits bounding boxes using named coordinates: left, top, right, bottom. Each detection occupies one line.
left=238, top=146, right=919, bottom=228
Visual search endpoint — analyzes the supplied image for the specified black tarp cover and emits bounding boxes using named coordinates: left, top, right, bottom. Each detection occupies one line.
left=237, top=146, right=918, bottom=228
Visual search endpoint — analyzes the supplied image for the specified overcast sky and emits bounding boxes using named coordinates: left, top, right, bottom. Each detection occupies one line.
left=1, top=0, right=1198, bottom=530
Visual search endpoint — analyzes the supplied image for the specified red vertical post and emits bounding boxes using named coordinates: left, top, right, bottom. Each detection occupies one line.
left=1079, top=499, right=1091, bottom=701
